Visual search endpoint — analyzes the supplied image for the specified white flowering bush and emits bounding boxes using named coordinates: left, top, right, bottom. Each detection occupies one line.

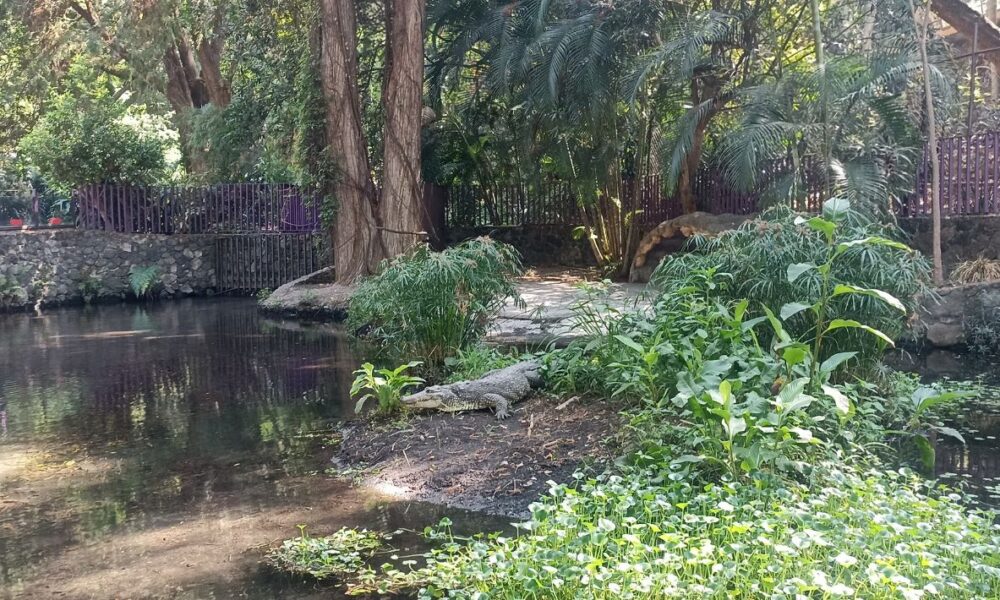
left=350, top=463, right=1000, bottom=598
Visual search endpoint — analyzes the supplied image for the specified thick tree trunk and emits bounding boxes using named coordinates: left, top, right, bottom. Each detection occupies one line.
left=379, top=0, right=426, bottom=257
left=319, top=0, right=384, bottom=283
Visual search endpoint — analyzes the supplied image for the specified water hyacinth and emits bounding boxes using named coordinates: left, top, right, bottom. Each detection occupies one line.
left=349, top=462, right=1000, bottom=599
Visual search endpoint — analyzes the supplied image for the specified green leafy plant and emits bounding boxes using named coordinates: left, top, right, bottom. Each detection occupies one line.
left=77, top=271, right=103, bottom=304
left=0, top=273, right=29, bottom=308
left=350, top=361, right=424, bottom=415
left=128, top=265, right=160, bottom=299
left=886, top=386, right=973, bottom=472
left=344, top=463, right=1000, bottom=598
left=255, top=288, right=273, bottom=302
left=653, top=202, right=930, bottom=370
left=348, top=237, right=523, bottom=367
left=267, top=526, right=387, bottom=580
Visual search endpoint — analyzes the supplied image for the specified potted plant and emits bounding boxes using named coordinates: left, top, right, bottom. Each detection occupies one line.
left=48, top=217, right=63, bottom=226
left=9, top=218, right=23, bottom=227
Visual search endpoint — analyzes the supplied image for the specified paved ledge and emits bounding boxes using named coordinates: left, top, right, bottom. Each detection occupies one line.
left=260, top=268, right=651, bottom=345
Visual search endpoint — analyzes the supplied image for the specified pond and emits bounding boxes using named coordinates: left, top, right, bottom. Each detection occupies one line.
left=0, top=299, right=506, bottom=600
left=893, top=350, right=1000, bottom=507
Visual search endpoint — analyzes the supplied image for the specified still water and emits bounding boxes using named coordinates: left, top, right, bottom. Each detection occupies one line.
left=0, top=299, right=503, bottom=599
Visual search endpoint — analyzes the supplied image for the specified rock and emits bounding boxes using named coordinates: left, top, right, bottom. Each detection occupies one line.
left=915, top=280, right=1000, bottom=348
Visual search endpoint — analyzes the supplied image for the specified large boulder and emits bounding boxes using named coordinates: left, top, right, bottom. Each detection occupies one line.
left=630, top=212, right=752, bottom=282
left=915, top=280, right=1000, bottom=348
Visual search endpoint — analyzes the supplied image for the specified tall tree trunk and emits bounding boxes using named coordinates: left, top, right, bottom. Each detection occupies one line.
left=677, top=78, right=721, bottom=214
left=379, top=0, right=426, bottom=257
left=319, top=0, right=384, bottom=283
left=912, top=0, right=945, bottom=284
left=810, top=0, right=831, bottom=201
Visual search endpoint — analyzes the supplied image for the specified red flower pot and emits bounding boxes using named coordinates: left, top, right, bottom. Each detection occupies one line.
left=48, top=217, right=63, bottom=226
left=9, top=218, right=23, bottom=227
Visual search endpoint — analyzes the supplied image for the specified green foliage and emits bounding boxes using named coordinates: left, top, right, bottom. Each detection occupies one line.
left=346, top=463, right=1000, bottom=598
left=127, top=266, right=160, bottom=300
left=0, top=273, right=29, bottom=308
left=350, top=362, right=424, bottom=415
left=19, top=92, right=167, bottom=192
left=267, top=526, right=387, bottom=580
left=653, top=202, right=930, bottom=368
left=443, top=345, right=521, bottom=384
left=348, top=238, right=524, bottom=367
left=77, top=271, right=104, bottom=304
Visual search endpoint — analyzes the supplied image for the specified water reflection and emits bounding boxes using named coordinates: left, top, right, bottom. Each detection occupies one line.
left=892, top=349, right=1000, bottom=506
left=0, top=300, right=506, bottom=599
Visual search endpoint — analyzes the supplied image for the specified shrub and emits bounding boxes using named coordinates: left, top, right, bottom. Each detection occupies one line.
left=348, top=238, right=523, bottom=367
left=19, top=93, right=166, bottom=192
left=652, top=203, right=931, bottom=367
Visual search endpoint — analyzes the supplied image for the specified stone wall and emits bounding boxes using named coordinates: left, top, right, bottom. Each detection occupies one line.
left=446, top=226, right=595, bottom=267
left=914, top=280, right=1000, bottom=348
left=0, top=229, right=216, bottom=309
left=899, top=216, right=1000, bottom=272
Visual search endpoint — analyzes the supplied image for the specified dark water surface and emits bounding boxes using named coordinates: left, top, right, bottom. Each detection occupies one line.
left=0, top=299, right=505, bottom=599
left=893, top=351, right=1000, bottom=506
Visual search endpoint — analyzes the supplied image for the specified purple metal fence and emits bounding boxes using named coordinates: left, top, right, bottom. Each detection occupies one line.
left=444, top=173, right=761, bottom=229
left=904, top=132, right=1000, bottom=217
left=74, top=183, right=322, bottom=234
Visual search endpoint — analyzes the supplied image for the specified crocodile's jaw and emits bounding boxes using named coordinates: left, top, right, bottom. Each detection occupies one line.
left=404, top=396, right=446, bottom=410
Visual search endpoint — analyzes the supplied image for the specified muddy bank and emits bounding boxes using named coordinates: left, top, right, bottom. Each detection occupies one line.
left=335, top=395, right=622, bottom=518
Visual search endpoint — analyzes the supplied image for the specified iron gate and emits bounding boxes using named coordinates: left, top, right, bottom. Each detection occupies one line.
left=215, top=233, right=329, bottom=292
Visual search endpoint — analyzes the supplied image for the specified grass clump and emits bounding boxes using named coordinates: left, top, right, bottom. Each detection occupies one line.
left=348, top=237, right=523, bottom=368
left=266, top=526, right=387, bottom=580
left=443, top=345, right=521, bottom=383
left=951, top=257, right=1000, bottom=284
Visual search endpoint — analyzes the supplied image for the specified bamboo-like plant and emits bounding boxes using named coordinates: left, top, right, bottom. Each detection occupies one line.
left=348, top=237, right=523, bottom=367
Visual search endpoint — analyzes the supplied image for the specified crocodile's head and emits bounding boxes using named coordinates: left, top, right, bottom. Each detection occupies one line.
left=401, top=386, right=460, bottom=411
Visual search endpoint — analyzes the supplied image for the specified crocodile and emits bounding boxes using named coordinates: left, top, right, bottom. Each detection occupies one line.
left=401, top=360, right=543, bottom=419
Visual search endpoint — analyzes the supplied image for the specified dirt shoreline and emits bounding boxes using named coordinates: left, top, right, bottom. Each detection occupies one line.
left=334, top=394, right=622, bottom=518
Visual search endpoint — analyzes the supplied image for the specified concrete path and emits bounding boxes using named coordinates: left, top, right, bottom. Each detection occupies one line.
left=260, top=268, right=652, bottom=346
left=487, top=281, right=650, bottom=346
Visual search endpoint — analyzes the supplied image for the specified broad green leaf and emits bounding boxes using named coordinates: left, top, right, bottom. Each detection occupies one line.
left=824, top=319, right=895, bottom=346
left=776, top=377, right=809, bottom=410
left=819, top=351, right=857, bottom=375
left=724, top=415, right=747, bottom=438
left=761, top=305, right=791, bottom=343
left=786, top=262, right=816, bottom=283
left=933, top=426, right=966, bottom=445
left=836, top=236, right=911, bottom=254
left=780, top=301, right=814, bottom=321
left=782, top=345, right=809, bottom=368
left=822, top=384, right=853, bottom=415
left=911, top=388, right=975, bottom=415
left=719, top=380, right=732, bottom=406
left=831, top=284, right=906, bottom=312
left=615, top=335, right=646, bottom=354
left=806, top=216, right=836, bottom=241
left=822, top=197, right=851, bottom=221
left=734, top=299, right=749, bottom=323
left=912, top=435, right=936, bottom=472
left=790, top=427, right=814, bottom=442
